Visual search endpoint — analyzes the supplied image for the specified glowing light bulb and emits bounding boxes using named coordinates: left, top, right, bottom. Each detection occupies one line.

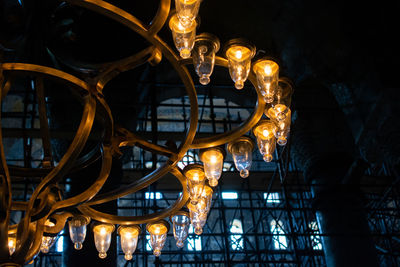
left=235, top=50, right=243, bottom=59
left=183, top=164, right=206, bottom=205
left=199, top=147, right=225, bottom=187
left=8, top=236, right=16, bottom=255
left=267, top=78, right=293, bottom=121
left=264, top=64, right=272, bottom=75
left=252, top=59, right=279, bottom=103
left=253, top=120, right=277, bottom=162
left=187, top=203, right=208, bottom=235
left=93, top=223, right=115, bottom=259
left=225, top=39, right=256, bottom=90
left=175, top=0, right=201, bottom=28
left=147, top=221, right=169, bottom=257
left=169, top=14, right=197, bottom=59
left=118, top=225, right=140, bottom=261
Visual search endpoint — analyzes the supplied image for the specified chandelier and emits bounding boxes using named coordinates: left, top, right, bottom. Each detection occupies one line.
left=0, top=0, right=293, bottom=265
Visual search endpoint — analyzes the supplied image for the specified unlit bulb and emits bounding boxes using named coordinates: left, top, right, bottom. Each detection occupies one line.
left=227, top=136, right=254, bottom=178
left=171, top=212, right=190, bottom=248
left=69, top=215, right=90, bottom=250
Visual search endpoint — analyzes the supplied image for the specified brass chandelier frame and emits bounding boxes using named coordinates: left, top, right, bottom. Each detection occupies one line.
left=0, top=0, right=279, bottom=265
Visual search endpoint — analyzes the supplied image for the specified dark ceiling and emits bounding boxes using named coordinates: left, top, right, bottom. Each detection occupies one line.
left=1, top=0, right=400, bottom=170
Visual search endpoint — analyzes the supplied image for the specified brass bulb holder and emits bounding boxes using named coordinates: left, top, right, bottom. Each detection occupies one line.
left=195, top=33, right=220, bottom=53
left=117, top=224, right=141, bottom=236
left=223, top=38, right=256, bottom=59
left=227, top=136, right=255, bottom=155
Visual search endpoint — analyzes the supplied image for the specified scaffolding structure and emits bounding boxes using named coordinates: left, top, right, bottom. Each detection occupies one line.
left=2, top=79, right=400, bottom=266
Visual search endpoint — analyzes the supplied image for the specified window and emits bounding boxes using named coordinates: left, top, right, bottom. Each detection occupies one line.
left=264, top=192, right=280, bottom=204
left=309, top=221, right=323, bottom=250
left=221, top=192, right=238, bottom=200
left=270, top=220, right=287, bottom=250
left=177, top=151, right=199, bottom=170
left=145, top=192, right=163, bottom=200
left=187, top=225, right=202, bottom=251
left=146, top=234, right=152, bottom=251
left=230, top=219, right=244, bottom=250
left=55, top=230, right=64, bottom=253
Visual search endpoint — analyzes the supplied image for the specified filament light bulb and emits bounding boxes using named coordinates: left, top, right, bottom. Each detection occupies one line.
left=147, top=221, right=169, bottom=257
left=268, top=78, right=293, bottom=121
left=225, top=39, right=256, bottom=90
left=199, top=147, right=225, bottom=187
left=68, top=215, right=90, bottom=250
left=183, top=164, right=206, bottom=205
left=253, top=120, right=277, bottom=162
left=227, top=136, right=255, bottom=178
left=266, top=107, right=292, bottom=146
left=8, top=235, right=16, bottom=255
left=93, top=223, right=115, bottom=259
left=175, top=0, right=201, bottom=28
left=252, top=59, right=279, bottom=103
left=169, top=13, right=197, bottom=59
left=40, top=220, right=57, bottom=254
left=118, top=225, right=140, bottom=261
left=187, top=203, right=208, bottom=235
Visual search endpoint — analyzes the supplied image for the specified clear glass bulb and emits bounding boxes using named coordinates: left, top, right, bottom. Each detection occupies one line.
left=118, top=225, right=140, bottom=261
left=270, top=108, right=291, bottom=146
left=252, top=59, right=279, bottom=103
left=200, top=148, right=224, bottom=187
left=8, top=235, right=16, bottom=255
left=192, top=33, right=220, bottom=85
left=183, top=164, right=206, bottom=205
left=40, top=220, right=58, bottom=253
left=147, top=221, right=169, bottom=257
left=253, top=120, right=277, bottom=162
left=175, top=0, right=201, bottom=28
left=68, top=215, right=90, bottom=250
left=40, top=236, right=57, bottom=254
left=268, top=78, right=293, bottom=121
left=187, top=203, right=208, bottom=235
left=228, top=137, right=254, bottom=178
left=171, top=213, right=190, bottom=248
left=169, top=14, right=197, bottom=59
left=199, top=185, right=213, bottom=213
left=93, top=224, right=115, bottom=259
left=225, top=40, right=255, bottom=89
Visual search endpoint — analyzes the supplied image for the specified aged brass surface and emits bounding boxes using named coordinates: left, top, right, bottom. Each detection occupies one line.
left=0, top=0, right=288, bottom=265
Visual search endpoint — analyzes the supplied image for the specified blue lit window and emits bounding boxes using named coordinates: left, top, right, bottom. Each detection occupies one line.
left=270, top=220, right=287, bottom=250
left=145, top=192, right=162, bottom=200
left=264, top=192, right=280, bottom=204
left=146, top=234, right=152, bottom=251
left=55, top=230, right=64, bottom=252
left=309, top=221, right=323, bottom=250
left=230, top=219, right=244, bottom=250
left=221, top=192, right=238, bottom=200
left=187, top=226, right=202, bottom=251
